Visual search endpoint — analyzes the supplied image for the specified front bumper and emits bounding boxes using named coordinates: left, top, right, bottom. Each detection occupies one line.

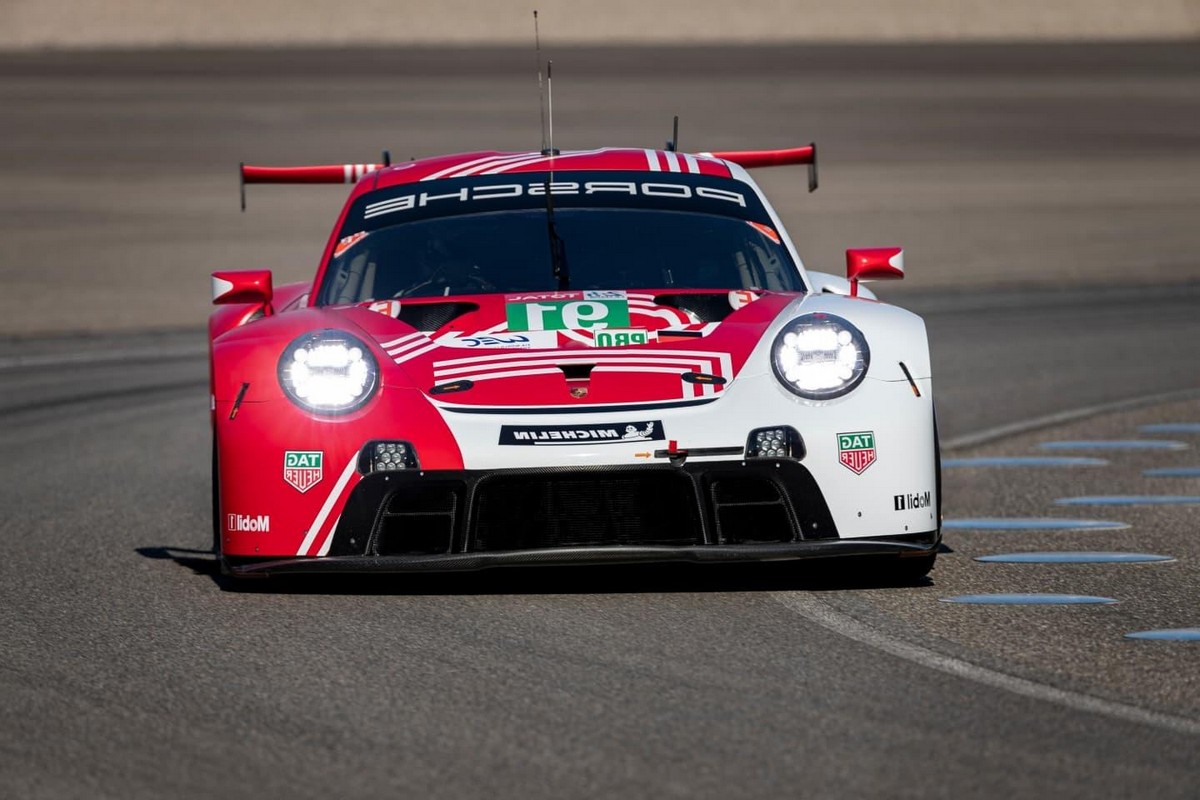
left=226, top=460, right=939, bottom=575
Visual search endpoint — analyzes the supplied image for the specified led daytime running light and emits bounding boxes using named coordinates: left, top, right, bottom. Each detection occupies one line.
left=278, top=330, right=379, bottom=414
left=771, top=314, right=869, bottom=400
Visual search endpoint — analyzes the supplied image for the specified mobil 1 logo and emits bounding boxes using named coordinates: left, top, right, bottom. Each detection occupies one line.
left=894, top=491, right=932, bottom=511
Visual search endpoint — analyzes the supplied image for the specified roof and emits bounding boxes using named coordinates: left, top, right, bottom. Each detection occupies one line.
left=371, top=148, right=734, bottom=189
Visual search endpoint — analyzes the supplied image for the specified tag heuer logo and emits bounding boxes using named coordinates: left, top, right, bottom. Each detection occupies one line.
left=283, top=450, right=323, bottom=493
left=837, top=431, right=877, bottom=475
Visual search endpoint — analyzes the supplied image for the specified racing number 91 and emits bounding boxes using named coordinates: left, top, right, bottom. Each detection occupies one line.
left=506, top=299, right=631, bottom=331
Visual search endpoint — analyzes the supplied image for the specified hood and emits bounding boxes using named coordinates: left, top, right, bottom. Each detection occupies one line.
left=337, top=290, right=799, bottom=409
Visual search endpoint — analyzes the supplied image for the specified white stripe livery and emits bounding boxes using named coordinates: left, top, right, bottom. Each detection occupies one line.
left=431, top=350, right=735, bottom=399
left=296, top=456, right=359, bottom=556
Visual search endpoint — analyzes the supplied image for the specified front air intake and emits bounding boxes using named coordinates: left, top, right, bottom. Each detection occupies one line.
left=471, top=469, right=704, bottom=551
left=396, top=301, right=478, bottom=331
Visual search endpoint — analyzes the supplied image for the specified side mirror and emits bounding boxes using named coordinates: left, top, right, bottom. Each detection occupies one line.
left=212, top=270, right=273, bottom=310
left=845, top=248, right=904, bottom=297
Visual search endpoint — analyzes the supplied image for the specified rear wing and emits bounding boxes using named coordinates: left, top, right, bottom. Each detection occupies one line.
left=238, top=144, right=817, bottom=208
left=704, top=144, right=818, bottom=192
left=239, top=161, right=384, bottom=210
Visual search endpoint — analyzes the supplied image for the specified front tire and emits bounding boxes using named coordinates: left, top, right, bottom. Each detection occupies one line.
left=211, top=436, right=231, bottom=577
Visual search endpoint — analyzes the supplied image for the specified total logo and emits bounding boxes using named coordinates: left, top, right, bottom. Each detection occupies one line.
left=893, top=491, right=932, bottom=511
left=227, top=513, right=270, bottom=532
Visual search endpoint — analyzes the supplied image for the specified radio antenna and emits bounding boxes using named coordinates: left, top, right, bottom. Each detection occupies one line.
left=666, top=115, right=679, bottom=152
left=546, top=60, right=556, bottom=156
left=534, top=11, right=548, bottom=153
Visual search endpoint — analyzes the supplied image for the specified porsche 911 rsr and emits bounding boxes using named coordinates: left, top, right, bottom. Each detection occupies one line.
left=210, top=146, right=940, bottom=579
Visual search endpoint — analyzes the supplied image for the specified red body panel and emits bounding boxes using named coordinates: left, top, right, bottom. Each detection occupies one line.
left=214, top=147, right=812, bottom=561
left=211, top=290, right=793, bottom=558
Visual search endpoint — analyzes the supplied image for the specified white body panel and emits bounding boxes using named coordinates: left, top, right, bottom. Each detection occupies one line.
left=431, top=293, right=937, bottom=539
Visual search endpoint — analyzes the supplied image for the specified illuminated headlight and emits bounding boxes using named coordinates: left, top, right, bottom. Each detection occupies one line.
left=771, top=314, right=869, bottom=400
left=278, top=330, right=378, bottom=414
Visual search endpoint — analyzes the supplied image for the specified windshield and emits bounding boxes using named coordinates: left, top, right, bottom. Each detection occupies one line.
left=317, top=171, right=804, bottom=305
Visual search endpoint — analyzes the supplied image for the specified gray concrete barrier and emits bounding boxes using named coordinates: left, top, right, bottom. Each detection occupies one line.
left=1, top=0, right=1197, bottom=50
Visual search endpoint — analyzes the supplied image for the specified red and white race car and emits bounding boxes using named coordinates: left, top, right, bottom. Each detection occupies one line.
left=210, top=145, right=940, bottom=579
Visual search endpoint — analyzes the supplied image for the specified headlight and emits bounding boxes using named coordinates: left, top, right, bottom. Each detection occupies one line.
left=771, top=314, right=869, bottom=400
left=278, top=330, right=379, bottom=414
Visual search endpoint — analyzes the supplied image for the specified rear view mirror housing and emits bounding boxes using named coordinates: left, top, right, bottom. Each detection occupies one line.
left=212, top=270, right=273, bottom=310
left=845, top=248, right=904, bottom=297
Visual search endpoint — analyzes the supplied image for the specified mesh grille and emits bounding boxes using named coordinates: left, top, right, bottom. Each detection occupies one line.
left=397, top=302, right=478, bottom=332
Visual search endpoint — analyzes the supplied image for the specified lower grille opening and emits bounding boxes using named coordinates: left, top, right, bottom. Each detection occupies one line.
left=472, top=470, right=703, bottom=551
left=375, top=515, right=454, bottom=556
left=374, top=483, right=461, bottom=555
left=711, top=476, right=794, bottom=544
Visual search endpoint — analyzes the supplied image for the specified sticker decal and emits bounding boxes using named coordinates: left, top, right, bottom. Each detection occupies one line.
left=894, top=491, right=932, bottom=511
left=227, top=513, right=270, bottom=533
left=439, top=331, right=558, bottom=349
left=499, top=421, right=665, bottom=446
left=333, top=231, right=368, bottom=258
left=506, top=290, right=631, bottom=332
left=284, top=450, right=324, bottom=493
left=746, top=220, right=781, bottom=244
left=837, top=431, right=877, bottom=474
left=728, top=290, right=761, bottom=310
left=363, top=299, right=401, bottom=318
left=592, top=328, right=657, bottom=347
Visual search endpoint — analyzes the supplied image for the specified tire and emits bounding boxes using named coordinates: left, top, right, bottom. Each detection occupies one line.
left=211, top=435, right=232, bottom=578
left=893, top=552, right=936, bottom=582
left=211, top=435, right=220, bottom=556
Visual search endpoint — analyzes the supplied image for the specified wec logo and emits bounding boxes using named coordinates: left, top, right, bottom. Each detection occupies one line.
left=227, top=513, right=269, bottom=533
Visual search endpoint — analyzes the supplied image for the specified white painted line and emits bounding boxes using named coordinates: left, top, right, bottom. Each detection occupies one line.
left=943, top=388, right=1200, bottom=451
left=774, top=386, right=1200, bottom=737
left=0, top=344, right=206, bottom=371
left=771, top=592, right=1200, bottom=736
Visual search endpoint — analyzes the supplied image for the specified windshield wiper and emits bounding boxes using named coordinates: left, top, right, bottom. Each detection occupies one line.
left=544, top=174, right=569, bottom=290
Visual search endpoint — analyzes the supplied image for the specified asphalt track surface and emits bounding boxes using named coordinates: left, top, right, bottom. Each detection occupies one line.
left=2, top=45, right=1200, bottom=798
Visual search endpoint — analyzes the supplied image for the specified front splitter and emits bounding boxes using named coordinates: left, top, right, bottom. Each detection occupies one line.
left=227, top=533, right=939, bottom=576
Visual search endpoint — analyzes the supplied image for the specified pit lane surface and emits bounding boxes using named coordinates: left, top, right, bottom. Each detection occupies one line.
left=2, top=45, right=1199, bottom=798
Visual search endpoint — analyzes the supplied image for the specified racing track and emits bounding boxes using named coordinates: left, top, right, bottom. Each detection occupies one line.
left=2, top=44, right=1199, bottom=798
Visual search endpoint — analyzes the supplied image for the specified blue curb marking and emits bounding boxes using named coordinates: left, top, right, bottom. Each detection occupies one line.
left=1138, top=423, right=1200, bottom=435
left=943, top=518, right=1129, bottom=531
left=943, top=457, right=1108, bottom=468
left=1143, top=467, right=1200, bottom=478
left=1057, top=496, right=1200, bottom=506
left=1125, top=629, right=1200, bottom=641
left=940, top=594, right=1119, bottom=605
left=974, top=552, right=1174, bottom=564
left=1039, top=440, right=1187, bottom=451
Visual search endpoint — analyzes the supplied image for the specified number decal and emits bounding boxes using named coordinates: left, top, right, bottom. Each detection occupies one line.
left=506, top=296, right=631, bottom=331
left=561, top=302, right=608, bottom=329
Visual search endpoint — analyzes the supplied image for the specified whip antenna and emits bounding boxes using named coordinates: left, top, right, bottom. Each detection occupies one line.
left=534, top=11, right=548, bottom=153
left=546, top=60, right=555, bottom=156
